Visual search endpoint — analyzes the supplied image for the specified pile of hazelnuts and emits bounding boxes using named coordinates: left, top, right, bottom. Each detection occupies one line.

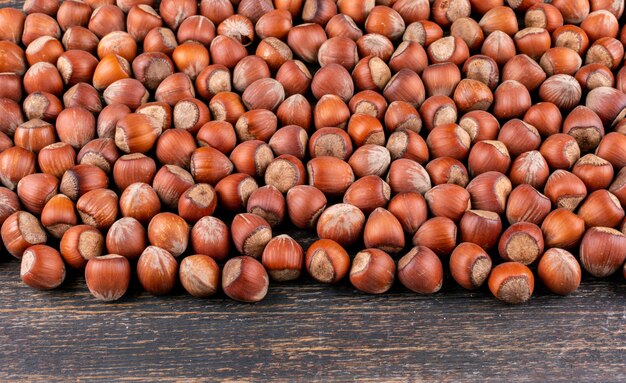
left=1, top=0, right=626, bottom=305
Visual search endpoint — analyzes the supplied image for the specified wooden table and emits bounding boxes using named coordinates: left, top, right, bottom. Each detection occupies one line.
left=1, top=241, right=625, bottom=382
left=2, top=0, right=626, bottom=380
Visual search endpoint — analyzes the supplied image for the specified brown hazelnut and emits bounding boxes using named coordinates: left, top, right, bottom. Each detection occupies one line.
left=523, top=102, right=563, bottom=138
left=76, top=188, right=118, bottom=230
left=350, top=248, right=395, bottom=294
left=214, top=173, right=258, bottom=212
left=458, top=209, right=502, bottom=250
left=578, top=190, right=624, bottom=228
left=191, top=216, right=230, bottom=261
left=317, top=203, right=365, bottom=247
left=579, top=226, right=626, bottom=277
left=541, top=208, right=586, bottom=249
left=222, top=256, right=269, bottom=302
left=450, top=242, right=492, bottom=290
left=264, top=155, right=306, bottom=193
left=388, top=192, right=428, bottom=235
left=543, top=169, right=587, bottom=211
left=261, top=235, right=303, bottom=282
left=497, top=119, right=541, bottom=158
left=466, top=171, right=512, bottom=214
left=363, top=207, right=405, bottom=253
left=386, top=158, right=431, bottom=195
left=246, top=185, right=285, bottom=228
left=231, top=213, right=272, bottom=259
left=179, top=254, right=220, bottom=297
left=85, top=255, right=131, bottom=301
left=113, top=153, right=156, bottom=191
left=1, top=211, right=47, bottom=258
left=305, top=238, right=350, bottom=284
left=286, top=185, right=327, bottom=230
left=137, top=245, right=179, bottom=295
left=106, top=217, right=146, bottom=260
left=119, top=182, right=161, bottom=224
left=488, top=262, right=534, bottom=304
left=537, top=248, right=581, bottom=295
left=148, top=212, right=189, bottom=257
left=412, top=216, right=457, bottom=257
left=20, top=245, right=65, bottom=290
left=60, top=164, right=108, bottom=201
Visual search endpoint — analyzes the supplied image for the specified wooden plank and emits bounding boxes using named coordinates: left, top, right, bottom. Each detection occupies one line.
left=0, top=258, right=624, bottom=382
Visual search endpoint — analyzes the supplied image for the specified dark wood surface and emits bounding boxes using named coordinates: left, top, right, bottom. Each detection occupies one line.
left=1, top=0, right=626, bottom=381
left=1, top=233, right=625, bottom=382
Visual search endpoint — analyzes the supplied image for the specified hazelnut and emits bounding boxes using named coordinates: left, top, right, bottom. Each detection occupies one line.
left=210, top=35, right=247, bottom=69
left=350, top=248, right=395, bottom=294
left=578, top=190, right=624, bottom=228
left=523, top=102, right=563, bottom=138
left=537, top=248, right=581, bottom=296
left=325, top=13, right=362, bottom=41
left=88, top=5, right=125, bottom=38
left=115, top=113, right=161, bottom=154
left=388, top=192, right=428, bottom=235
left=173, top=98, right=210, bottom=134
left=493, top=80, right=531, bottom=119
left=22, top=13, right=61, bottom=46
left=229, top=140, right=273, bottom=179
left=425, top=184, right=471, bottom=222
left=348, top=144, right=391, bottom=178
left=458, top=111, right=500, bottom=144
left=343, top=175, right=390, bottom=215
left=466, top=171, right=512, bottom=214
left=215, top=173, right=259, bottom=212
left=231, top=213, right=272, bottom=259
left=222, top=256, right=269, bottom=303
left=467, top=140, right=510, bottom=177
left=178, top=183, right=217, bottom=224
left=412, top=216, right=457, bottom=257
left=419, top=96, right=458, bottom=132
left=426, top=123, right=471, bottom=161
left=56, top=107, right=97, bottom=149
left=1, top=211, right=47, bottom=258
left=397, top=246, right=443, bottom=294
left=119, top=182, right=161, bottom=224
left=262, top=234, right=303, bottom=281
left=552, top=0, right=590, bottom=24
left=76, top=188, right=118, bottom=230
left=275, top=60, right=312, bottom=97
left=552, top=25, right=589, bottom=55
left=148, top=212, right=189, bottom=257
left=246, top=185, right=285, bottom=228
left=23, top=62, right=64, bottom=96
left=426, top=157, right=469, bottom=187
left=506, top=184, right=551, bottom=226
left=22, top=92, right=63, bottom=123
left=159, top=0, right=197, bottom=30
left=479, top=5, right=518, bottom=35
left=307, top=157, right=354, bottom=196
left=311, top=63, right=354, bottom=102
left=85, top=255, right=131, bottom=301
left=132, top=52, right=175, bottom=91
left=388, top=42, right=427, bottom=75
left=543, top=170, right=587, bottom=211
left=525, top=3, right=564, bottom=33
left=579, top=227, right=626, bottom=277
left=135, top=102, right=172, bottom=132
left=155, top=129, right=197, bottom=169
left=268, top=125, right=308, bottom=160
left=0, top=41, right=26, bottom=76
left=235, top=110, right=278, bottom=142
left=287, top=23, right=327, bottom=63
left=200, top=0, right=234, bottom=24
left=386, top=158, right=431, bottom=195
left=0, top=8, right=26, bottom=44
left=0, top=147, right=37, bottom=191
left=575, top=63, right=615, bottom=91
left=305, top=239, right=350, bottom=284
left=191, top=216, right=230, bottom=261
left=63, top=83, right=102, bottom=113
left=0, top=188, right=21, bottom=227
left=314, top=94, right=350, bottom=130
left=14, top=119, right=56, bottom=154
left=449, top=242, right=492, bottom=290
left=514, top=28, right=551, bottom=60
left=137, top=246, right=179, bottom=295
left=197, top=121, right=237, bottom=155
left=143, top=27, right=178, bottom=56
left=498, top=222, right=544, bottom=265
left=497, top=119, right=541, bottom=158
left=509, top=150, right=550, bottom=189
left=113, top=153, right=156, bottom=191
left=106, top=217, right=146, bottom=260
left=104, top=79, right=149, bottom=111
left=155, top=73, right=195, bottom=106
left=25, top=36, right=64, bottom=65
left=488, top=262, right=534, bottom=304
left=421, top=63, right=461, bottom=98
left=57, top=50, right=98, bottom=85
left=431, top=0, right=470, bottom=28
left=286, top=185, right=327, bottom=230
left=318, top=36, right=358, bottom=70
left=501, top=54, right=546, bottom=92
left=20, top=245, right=65, bottom=290
left=585, top=37, right=624, bottom=70
left=451, top=17, right=484, bottom=50
left=97, top=31, right=137, bottom=62
left=481, top=31, right=515, bottom=66
left=562, top=106, right=604, bottom=152
left=458, top=209, right=502, bottom=250
left=256, top=9, right=292, bottom=40
left=539, top=74, right=582, bottom=111
left=127, top=5, right=162, bottom=42
left=317, top=203, right=365, bottom=247
left=541, top=208, right=586, bottom=249
left=62, top=26, right=99, bottom=54
left=386, top=129, right=429, bottom=164
left=16, top=173, right=59, bottom=215
left=572, top=154, right=614, bottom=192
left=539, top=133, right=581, bottom=170
left=179, top=254, right=220, bottom=297
left=60, top=164, right=109, bottom=201
left=363, top=207, right=405, bottom=253
left=461, top=55, right=499, bottom=90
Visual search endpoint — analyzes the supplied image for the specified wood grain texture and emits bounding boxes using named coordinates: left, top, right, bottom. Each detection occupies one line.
left=2, top=0, right=626, bottom=381
left=1, top=249, right=625, bottom=382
